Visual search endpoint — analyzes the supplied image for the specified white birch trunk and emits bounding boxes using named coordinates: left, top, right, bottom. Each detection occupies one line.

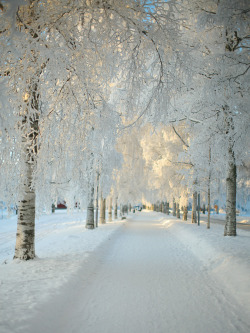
left=108, top=197, right=112, bottom=222
left=166, top=202, right=169, bottom=215
left=176, top=203, right=180, bottom=218
left=114, top=198, right=118, bottom=219
left=163, top=202, right=167, bottom=214
left=207, top=146, right=211, bottom=229
left=13, top=52, right=46, bottom=260
left=14, top=110, right=38, bottom=260
left=14, top=155, right=36, bottom=260
left=173, top=200, right=176, bottom=216
left=224, top=147, right=237, bottom=236
left=86, top=186, right=95, bottom=229
left=52, top=204, right=55, bottom=213
left=197, top=193, right=200, bottom=226
left=224, top=109, right=237, bottom=236
left=99, top=195, right=106, bottom=224
left=183, top=206, right=188, bottom=221
left=192, top=191, right=197, bottom=223
left=207, top=187, right=211, bottom=229
left=95, top=173, right=100, bottom=228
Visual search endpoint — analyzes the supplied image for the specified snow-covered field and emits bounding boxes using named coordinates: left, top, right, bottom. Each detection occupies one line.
left=0, top=210, right=250, bottom=333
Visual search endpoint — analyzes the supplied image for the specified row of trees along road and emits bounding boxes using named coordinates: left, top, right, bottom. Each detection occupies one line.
left=173, top=0, right=250, bottom=236
left=0, top=0, right=249, bottom=260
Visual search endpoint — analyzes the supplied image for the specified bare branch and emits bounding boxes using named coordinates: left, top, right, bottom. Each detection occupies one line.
left=172, top=126, right=189, bottom=148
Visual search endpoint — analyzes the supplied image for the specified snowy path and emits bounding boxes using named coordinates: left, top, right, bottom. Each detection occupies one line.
left=21, top=212, right=249, bottom=333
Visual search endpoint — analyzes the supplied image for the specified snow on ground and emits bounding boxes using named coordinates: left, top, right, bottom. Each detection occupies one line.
left=163, top=214, right=250, bottom=311
left=0, top=210, right=124, bottom=333
left=199, top=210, right=250, bottom=224
left=0, top=210, right=250, bottom=333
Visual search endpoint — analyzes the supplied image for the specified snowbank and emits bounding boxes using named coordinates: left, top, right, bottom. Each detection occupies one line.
left=160, top=213, right=250, bottom=312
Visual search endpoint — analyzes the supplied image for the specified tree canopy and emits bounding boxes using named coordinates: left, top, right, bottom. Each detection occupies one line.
left=0, top=0, right=249, bottom=256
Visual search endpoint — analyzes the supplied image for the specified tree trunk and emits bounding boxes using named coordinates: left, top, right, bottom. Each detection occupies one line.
left=176, top=203, right=180, bottom=218
left=14, top=154, right=36, bottom=260
left=108, top=197, right=112, bottom=222
left=95, top=173, right=100, bottom=228
left=14, top=108, right=39, bottom=260
left=166, top=202, right=169, bottom=215
left=12, top=18, right=49, bottom=260
left=224, top=109, right=237, bottom=236
left=173, top=200, right=176, bottom=216
left=163, top=202, right=167, bottom=214
left=114, top=197, right=118, bottom=219
left=207, top=188, right=211, bottom=229
left=192, top=191, right=197, bottom=223
left=207, top=146, right=211, bottom=229
left=86, top=186, right=95, bottom=229
left=99, top=195, right=106, bottom=224
left=224, top=147, right=237, bottom=236
left=197, top=193, right=200, bottom=226
left=52, top=204, right=55, bottom=213
left=183, top=206, right=188, bottom=221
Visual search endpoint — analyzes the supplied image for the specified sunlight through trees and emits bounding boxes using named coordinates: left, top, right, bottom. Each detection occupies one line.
left=0, top=0, right=249, bottom=259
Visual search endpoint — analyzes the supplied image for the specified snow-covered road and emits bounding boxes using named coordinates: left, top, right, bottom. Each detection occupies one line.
left=22, top=211, right=250, bottom=333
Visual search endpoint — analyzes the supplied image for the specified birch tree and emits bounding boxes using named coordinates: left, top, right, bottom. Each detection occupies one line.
left=2, top=0, right=179, bottom=258
left=166, top=0, right=250, bottom=235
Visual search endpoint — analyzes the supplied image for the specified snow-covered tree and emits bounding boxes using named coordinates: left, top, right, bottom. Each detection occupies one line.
left=1, top=0, right=179, bottom=259
left=163, top=0, right=250, bottom=235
